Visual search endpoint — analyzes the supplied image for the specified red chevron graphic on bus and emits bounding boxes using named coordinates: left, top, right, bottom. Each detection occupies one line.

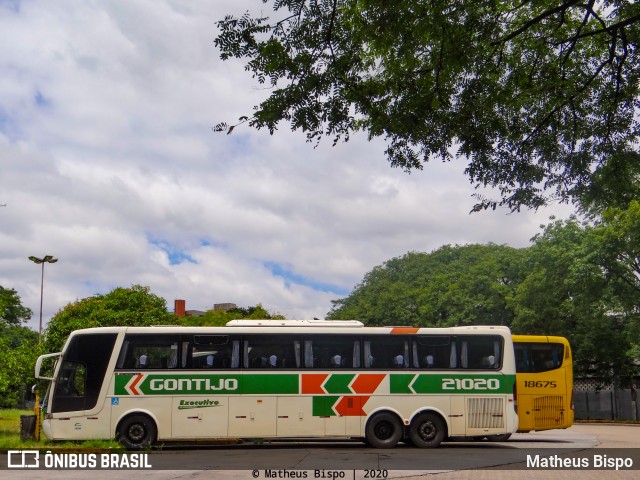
left=301, top=373, right=329, bottom=394
left=350, top=374, right=385, bottom=394
left=334, top=396, right=370, bottom=416
left=126, top=374, right=144, bottom=395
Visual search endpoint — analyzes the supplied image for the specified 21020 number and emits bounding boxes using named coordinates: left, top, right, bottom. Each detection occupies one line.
left=441, top=378, right=500, bottom=390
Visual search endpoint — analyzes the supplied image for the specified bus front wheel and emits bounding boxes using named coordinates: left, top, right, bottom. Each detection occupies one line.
left=486, top=433, right=512, bottom=442
left=409, top=412, right=445, bottom=448
left=117, top=414, right=157, bottom=450
left=365, top=412, right=403, bottom=448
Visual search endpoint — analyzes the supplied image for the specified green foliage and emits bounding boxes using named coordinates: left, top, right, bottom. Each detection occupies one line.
left=0, top=288, right=38, bottom=408
left=593, top=199, right=640, bottom=310
left=327, top=244, right=526, bottom=327
left=0, top=328, right=41, bottom=408
left=0, top=286, right=32, bottom=326
left=42, top=285, right=175, bottom=353
left=327, top=211, right=640, bottom=384
left=177, top=304, right=286, bottom=327
left=216, top=1, right=640, bottom=211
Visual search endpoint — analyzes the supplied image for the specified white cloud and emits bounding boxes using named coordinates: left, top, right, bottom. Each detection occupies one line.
left=0, top=1, right=575, bottom=332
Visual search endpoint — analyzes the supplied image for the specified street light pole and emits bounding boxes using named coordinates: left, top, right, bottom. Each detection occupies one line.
left=28, top=255, right=58, bottom=341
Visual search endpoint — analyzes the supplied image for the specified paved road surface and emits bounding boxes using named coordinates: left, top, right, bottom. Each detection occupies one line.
left=1, top=424, right=638, bottom=479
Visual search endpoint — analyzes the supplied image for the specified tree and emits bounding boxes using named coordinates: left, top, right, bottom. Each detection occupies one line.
left=327, top=244, right=526, bottom=326
left=0, top=335, right=41, bottom=408
left=0, top=324, right=40, bottom=408
left=592, top=199, right=640, bottom=312
left=215, top=1, right=640, bottom=211
left=178, top=304, right=286, bottom=327
left=498, top=216, right=638, bottom=384
left=43, top=285, right=175, bottom=353
left=0, top=285, right=32, bottom=326
left=326, top=224, right=640, bottom=383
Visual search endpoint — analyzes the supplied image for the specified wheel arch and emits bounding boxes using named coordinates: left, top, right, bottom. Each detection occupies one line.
left=409, top=408, right=449, bottom=437
left=114, top=409, right=161, bottom=440
left=365, top=407, right=405, bottom=430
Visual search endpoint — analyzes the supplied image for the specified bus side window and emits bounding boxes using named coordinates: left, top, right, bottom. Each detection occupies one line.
left=529, top=344, right=564, bottom=372
left=458, top=336, right=502, bottom=370
left=414, top=335, right=453, bottom=369
left=364, top=336, right=407, bottom=369
left=364, top=341, right=375, bottom=368
left=514, top=344, right=531, bottom=373
left=115, top=334, right=180, bottom=370
left=190, top=335, right=243, bottom=369
left=244, top=335, right=300, bottom=369
left=304, top=335, right=357, bottom=369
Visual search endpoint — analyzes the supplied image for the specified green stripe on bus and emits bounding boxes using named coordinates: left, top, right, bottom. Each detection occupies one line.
left=113, top=372, right=515, bottom=396
left=242, top=374, right=298, bottom=394
left=390, top=374, right=515, bottom=394
left=312, top=396, right=339, bottom=417
left=323, top=374, right=355, bottom=394
left=114, top=374, right=299, bottom=396
left=389, top=374, right=414, bottom=394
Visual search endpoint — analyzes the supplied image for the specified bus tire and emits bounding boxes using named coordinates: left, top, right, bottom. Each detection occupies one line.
left=117, top=414, right=157, bottom=450
left=486, top=433, right=512, bottom=442
left=409, top=412, right=445, bottom=448
left=365, top=412, right=403, bottom=448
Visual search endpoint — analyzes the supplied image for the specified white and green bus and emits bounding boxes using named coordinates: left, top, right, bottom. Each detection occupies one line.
left=35, top=321, right=518, bottom=449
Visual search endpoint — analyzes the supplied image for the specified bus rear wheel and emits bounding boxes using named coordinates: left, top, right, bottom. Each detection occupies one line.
left=365, top=412, right=403, bottom=448
left=117, top=414, right=157, bottom=450
left=409, top=412, right=445, bottom=448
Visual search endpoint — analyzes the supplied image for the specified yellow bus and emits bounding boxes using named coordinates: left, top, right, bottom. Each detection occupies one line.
left=35, top=321, right=518, bottom=449
left=512, top=334, right=574, bottom=433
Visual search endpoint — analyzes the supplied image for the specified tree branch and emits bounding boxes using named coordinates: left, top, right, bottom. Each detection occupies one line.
left=557, top=13, right=640, bottom=44
left=492, top=0, right=582, bottom=45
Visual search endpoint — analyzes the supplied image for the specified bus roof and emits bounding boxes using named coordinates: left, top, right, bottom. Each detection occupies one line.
left=63, top=323, right=512, bottom=337
left=226, top=319, right=365, bottom=327
left=512, top=334, right=569, bottom=345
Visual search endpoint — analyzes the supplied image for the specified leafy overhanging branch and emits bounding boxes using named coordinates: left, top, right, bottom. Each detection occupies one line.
left=215, top=0, right=640, bottom=212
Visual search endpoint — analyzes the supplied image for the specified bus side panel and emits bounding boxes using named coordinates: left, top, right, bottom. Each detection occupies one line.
left=172, top=396, right=229, bottom=438
left=46, top=398, right=112, bottom=440
left=516, top=369, right=571, bottom=432
left=277, top=396, right=325, bottom=436
left=228, top=396, right=277, bottom=437
left=110, top=396, right=172, bottom=440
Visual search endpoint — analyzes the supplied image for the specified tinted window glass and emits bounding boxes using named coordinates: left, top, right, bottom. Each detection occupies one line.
left=364, top=336, right=409, bottom=368
left=413, top=335, right=454, bottom=369
left=458, top=335, right=503, bottom=369
left=190, top=335, right=240, bottom=369
left=304, top=335, right=359, bottom=369
left=116, top=334, right=180, bottom=370
left=515, top=343, right=564, bottom=373
left=51, top=333, right=117, bottom=413
left=244, top=335, right=301, bottom=369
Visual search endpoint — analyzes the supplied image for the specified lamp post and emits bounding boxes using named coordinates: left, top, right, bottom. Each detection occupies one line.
left=28, top=255, right=58, bottom=340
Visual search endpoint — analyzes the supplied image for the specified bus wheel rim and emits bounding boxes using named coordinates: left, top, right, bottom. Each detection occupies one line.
left=128, top=424, right=146, bottom=442
left=418, top=420, right=436, bottom=441
left=375, top=421, right=393, bottom=440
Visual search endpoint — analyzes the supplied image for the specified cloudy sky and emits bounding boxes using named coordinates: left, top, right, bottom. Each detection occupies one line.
left=0, top=0, right=574, bottom=332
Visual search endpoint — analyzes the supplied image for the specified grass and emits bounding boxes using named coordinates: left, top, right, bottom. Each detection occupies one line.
left=0, top=409, right=122, bottom=451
